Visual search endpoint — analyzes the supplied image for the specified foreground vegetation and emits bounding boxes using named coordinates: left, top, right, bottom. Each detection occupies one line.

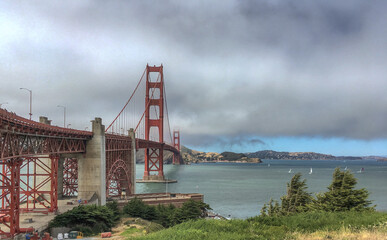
left=124, top=198, right=210, bottom=227
left=261, top=167, right=374, bottom=216
left=128, top=211, right=387, bottom=240
left=48, top=198, right=210, bottom=236
left=48, top=204, right=118, bottom=236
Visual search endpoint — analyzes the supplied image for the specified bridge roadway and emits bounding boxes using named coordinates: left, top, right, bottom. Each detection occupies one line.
left=0, top=108, right=180, bottom=238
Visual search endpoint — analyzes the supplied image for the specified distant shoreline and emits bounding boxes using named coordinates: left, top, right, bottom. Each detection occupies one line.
left=193, top=160, right=262, bottom=164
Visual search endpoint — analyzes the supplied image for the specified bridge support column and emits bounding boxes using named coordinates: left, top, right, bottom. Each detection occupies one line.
left=129, top=129, right=136, bottom=194
left=57, top=157, right=65, bottom=199
left=173, top=130, right=181, bottom=165
left=143, top=64, right=165, bottom=181
left=49, top=155, right=59, bottom=212
left=78, top=118, right=106, bottom=205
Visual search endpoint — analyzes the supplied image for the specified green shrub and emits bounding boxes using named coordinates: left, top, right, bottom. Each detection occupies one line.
left=106, top=200, right=121, bottom=222
left=123, top=198, right=211, bottom=228
left=48, top=205, right=115, bottom=236
left=123, top=197, right=147, bottom=218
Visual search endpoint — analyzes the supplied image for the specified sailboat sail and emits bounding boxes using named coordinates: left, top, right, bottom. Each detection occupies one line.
left=357, top=168, right=365, bottom=173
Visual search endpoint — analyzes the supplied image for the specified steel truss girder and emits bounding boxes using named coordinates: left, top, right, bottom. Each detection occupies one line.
left=0, top=155, right=58, bottom=238
left=63, top=158, right=78, bottom=197
left=0, top=131, right=87, bottom=162
left=0, top=158, right=20, bottom=238
left=0, top=108, right=92, bottom=140
left=105, top=135, right=133, bottom=197
left=19, top=156, right=58, bottom=213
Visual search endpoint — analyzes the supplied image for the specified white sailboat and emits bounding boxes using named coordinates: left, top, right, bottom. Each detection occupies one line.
left=288, top=169, right=292, bottom=173
left=357, top=168, right=365, bottom=173
left=344, top=166, right=348, bottom=171
left=309, top=168, right=313, bottom=174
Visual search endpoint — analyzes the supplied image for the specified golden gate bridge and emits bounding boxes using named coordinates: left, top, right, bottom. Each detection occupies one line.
left=0, top=64, right=182, bottom=238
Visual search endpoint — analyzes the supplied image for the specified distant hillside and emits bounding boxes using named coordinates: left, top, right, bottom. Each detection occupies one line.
left=221, top=152, right=247, bottom=161
left=246, top=150, right=362, bottom=160
left=136, top=147, right=377, bottom=164
left=181, top=146, right=262, bottom=163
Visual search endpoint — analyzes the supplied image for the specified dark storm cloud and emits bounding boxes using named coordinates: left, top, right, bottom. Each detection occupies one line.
left=1, top=0, right=387, bottom=148
left=183, top=134, right=266, bottom=151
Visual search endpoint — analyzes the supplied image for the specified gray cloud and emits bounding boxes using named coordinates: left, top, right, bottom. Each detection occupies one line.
left=1, top=0, right=386, bottom=149
left=182, top=134, right=266, bottom=152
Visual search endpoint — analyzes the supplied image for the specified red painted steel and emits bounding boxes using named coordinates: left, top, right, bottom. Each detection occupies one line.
left=18, top=156, right=58, bottom=213
left=0, top=109, right=91, bottom=162
left=0, top=109, right=89, bottom=238
left=0, top=158, right=21, bottom=238
left=0, top=65, right=181, bottom=238
left=173, top=130, right=182, bottom=164
left=106, top=134, right=133, bottom=197
left=144, top=64, right=165, bottom=178
left=63, top=158, right=78, bottom=197
left=50, top=155, right=59, bottom=212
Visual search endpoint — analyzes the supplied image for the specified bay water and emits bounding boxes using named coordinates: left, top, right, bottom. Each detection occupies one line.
left=136, top=159, right=387, bottom=219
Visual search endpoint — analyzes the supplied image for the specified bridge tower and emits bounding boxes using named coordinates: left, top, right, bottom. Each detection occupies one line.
left=173, top=130, right=181, bottom=164
left=143, top=64, right=165, bottom=180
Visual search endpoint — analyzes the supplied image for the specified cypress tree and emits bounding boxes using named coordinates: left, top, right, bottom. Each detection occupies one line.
left=280, top=173, right=312, bottom=214
left=261, top=173, right=311, bottom=216
left=312, top=167, right=374, bottom=211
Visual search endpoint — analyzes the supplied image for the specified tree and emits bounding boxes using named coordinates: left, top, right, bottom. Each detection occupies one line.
left=106, top=200, right=121, bottom=222
left=261, top=198, right=280, bottom=217
left=281, top=173, right=312, bottom=214
left=123, top=197, right=147, bottom=217
left=311, top=168, right=374, bottom=211
left=261, top=173, right=311, bottom=216
left=48, top=205, right=115, bottom=236
left=156, top=204, right=176, bottom=227
left=124, top=198, right=211, bottom=226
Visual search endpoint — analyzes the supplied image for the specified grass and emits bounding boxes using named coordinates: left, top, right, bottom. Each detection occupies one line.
left=127, top=211, right=387, bottom=240
left=120, top=227, right=143, bottom=237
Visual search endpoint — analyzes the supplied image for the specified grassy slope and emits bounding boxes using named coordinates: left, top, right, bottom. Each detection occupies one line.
left=128, top=211, right=387, bottom=240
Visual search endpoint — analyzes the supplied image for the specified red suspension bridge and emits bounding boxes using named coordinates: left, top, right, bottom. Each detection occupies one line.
left=0, top=64, right=182, bottom=238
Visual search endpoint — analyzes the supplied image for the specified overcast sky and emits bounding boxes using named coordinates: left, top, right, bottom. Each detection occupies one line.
left=1, top=1, right=386, bottom=156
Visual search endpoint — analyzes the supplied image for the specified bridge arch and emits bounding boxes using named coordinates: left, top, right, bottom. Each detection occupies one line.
left=107, top=159, right=132, bottom=197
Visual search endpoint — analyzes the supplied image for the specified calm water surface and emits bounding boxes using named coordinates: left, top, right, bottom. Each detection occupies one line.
left=136, top=160, right=387, bottom=219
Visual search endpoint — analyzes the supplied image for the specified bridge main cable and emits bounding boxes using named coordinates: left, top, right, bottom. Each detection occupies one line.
left=105, top=68, right=146, bottom=133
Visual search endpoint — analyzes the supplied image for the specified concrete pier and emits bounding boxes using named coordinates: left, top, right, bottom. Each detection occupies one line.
left=78, top=118, right=106, bottom=205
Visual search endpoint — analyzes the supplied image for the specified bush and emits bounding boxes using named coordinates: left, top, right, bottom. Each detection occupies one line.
left=123, top=198, right=211, bottom=227
left=106, top=200, right=121, bottom=222
left=48, top=205, right=115, bottom=236
left=123, top=197, right=148, bottom=218
left=155, top=204, right=176, bottom=228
